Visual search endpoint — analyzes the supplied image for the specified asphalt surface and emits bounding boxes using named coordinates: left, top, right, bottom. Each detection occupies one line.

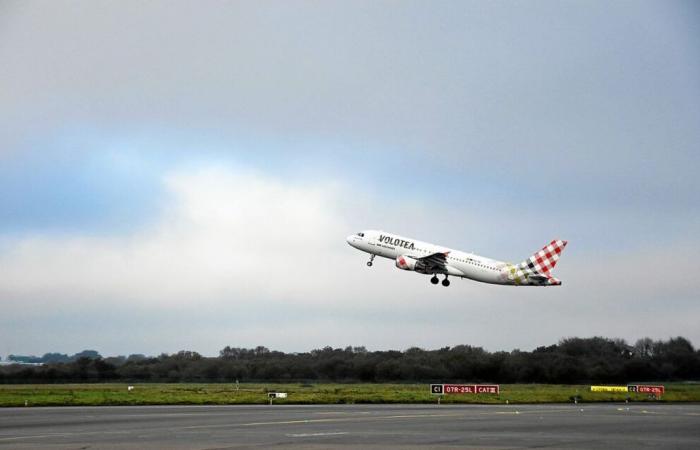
left=1, top=403, right=699, bottom=449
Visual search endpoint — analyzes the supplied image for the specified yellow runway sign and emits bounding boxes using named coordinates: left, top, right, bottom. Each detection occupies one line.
left=590, top=386, right=628, bottom=393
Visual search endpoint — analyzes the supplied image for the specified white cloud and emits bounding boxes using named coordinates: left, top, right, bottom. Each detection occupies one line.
left=1, top=166, right=349, bottom=307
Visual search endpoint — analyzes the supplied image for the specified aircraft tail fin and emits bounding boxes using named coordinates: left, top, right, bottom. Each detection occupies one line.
left=517, top=239, right=568, bottom=278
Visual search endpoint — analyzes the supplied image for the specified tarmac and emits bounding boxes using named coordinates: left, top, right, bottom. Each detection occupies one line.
left=1, top=403, right=699, bottom=449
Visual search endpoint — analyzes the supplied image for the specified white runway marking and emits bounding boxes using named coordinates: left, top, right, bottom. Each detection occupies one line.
left=286, top=432, right=349, bottom=438
left=0, top=430, right=130, bottom=442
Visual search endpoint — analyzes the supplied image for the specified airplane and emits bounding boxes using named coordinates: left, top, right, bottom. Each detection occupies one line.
left=346, top=230, right=567, bottom=287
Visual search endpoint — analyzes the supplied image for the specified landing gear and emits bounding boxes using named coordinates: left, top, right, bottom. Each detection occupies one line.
left=430, top=275, right=450, bottom=286
left=366, top=254, right=375, bottom=267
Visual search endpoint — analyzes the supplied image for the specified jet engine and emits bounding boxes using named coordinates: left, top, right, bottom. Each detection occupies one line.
left=395, top=255, right=415, bottom=270
left=395, top=255, right=429, bottom=273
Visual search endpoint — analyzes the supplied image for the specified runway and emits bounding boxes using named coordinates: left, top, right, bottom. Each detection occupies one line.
left=1, top=403, right=699, bottom=449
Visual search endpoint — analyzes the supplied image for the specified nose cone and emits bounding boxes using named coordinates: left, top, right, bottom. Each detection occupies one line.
left=347, top=234, right=363, bottom=249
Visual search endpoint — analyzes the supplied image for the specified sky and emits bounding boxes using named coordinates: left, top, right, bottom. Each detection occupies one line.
left=1, top=1, right=699, bottom=357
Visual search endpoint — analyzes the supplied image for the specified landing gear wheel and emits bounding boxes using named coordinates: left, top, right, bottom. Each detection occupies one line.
left=430, top=275, right=439, bottom=285
left=366, top=254, right=375, bottom=267
left=442, top=277, right=450, bottom=287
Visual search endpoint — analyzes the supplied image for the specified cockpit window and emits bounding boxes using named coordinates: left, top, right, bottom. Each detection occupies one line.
left=357, top=232, right=364, bottom=237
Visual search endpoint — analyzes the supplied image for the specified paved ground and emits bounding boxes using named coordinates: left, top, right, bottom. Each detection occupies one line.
left=1, top=403, right=699, bottom=449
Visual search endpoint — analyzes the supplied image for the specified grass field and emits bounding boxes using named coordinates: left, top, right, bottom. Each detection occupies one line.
left=1, top=383, right=699, bottom=407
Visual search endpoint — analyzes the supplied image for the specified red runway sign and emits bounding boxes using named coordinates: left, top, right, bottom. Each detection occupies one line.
left=432, top=384, right=499, bottom=395
left=628, top=385, right=664, bottom=395
left=444, top=384, right=476, bottom=394
left=476, top=385, right=500, bottom=394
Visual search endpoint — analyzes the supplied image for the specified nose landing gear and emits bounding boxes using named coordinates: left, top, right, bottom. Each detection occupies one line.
left=367, top=254, right=375, bottom=267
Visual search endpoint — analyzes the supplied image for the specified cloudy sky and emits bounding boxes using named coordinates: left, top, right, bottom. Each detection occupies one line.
left=1, top=1, right=698, bottom=357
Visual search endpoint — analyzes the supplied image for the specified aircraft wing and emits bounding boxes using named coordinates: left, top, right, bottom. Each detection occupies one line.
left=416, top=252, right=449, bottom=273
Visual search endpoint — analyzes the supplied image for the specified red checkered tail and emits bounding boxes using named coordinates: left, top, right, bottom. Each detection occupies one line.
left=517, top=239, right=568, bottom=278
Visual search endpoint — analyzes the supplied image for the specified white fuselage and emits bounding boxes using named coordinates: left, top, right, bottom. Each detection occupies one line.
left=346, top=230, right=507, bottom=285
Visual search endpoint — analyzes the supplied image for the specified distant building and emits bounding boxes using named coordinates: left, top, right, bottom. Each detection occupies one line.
left=0, top=360, right=43, bottom=366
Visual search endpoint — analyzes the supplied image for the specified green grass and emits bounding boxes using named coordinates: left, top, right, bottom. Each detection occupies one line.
left=1, top=383, right=698, bottom=407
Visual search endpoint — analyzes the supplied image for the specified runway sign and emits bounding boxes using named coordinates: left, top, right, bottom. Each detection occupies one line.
left=590, top=386, right=629, bottom=393
left=591, top=385, right=665, bottom=394
left=476, top=385, right=500, bottom=394
left=431, top=384, right=499, bottom=394
left=628, top=385, right=664, bottom=394
left=268, top=392, right=287, bottom=398
left=445, top=384, right=477, bottom=394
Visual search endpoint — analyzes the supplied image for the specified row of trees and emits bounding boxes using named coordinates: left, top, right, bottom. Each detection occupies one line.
left=6, top=350, right=109, bottom=364
left=1, top=337, right=698, bottom=384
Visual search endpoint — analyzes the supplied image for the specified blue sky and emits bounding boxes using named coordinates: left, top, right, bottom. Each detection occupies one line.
left=1, top=1, right=699, bottom=356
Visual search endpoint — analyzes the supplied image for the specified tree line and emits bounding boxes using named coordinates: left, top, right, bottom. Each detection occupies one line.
left=1, top=336, right=698, bottom=384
